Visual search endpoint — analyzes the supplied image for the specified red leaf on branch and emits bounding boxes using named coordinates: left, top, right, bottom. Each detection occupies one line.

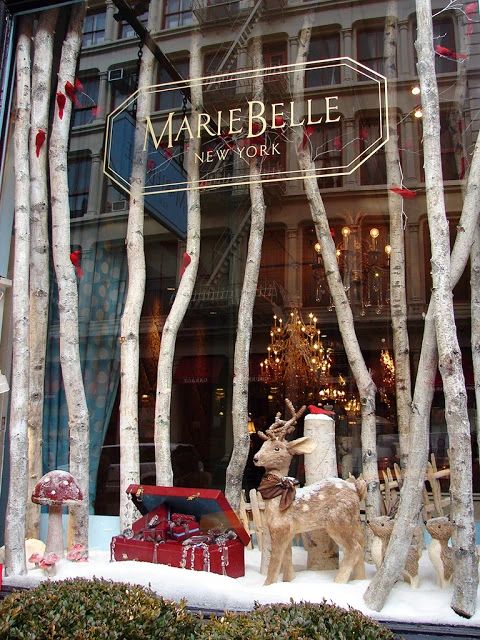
left=301, top=125, right=315, bottom=148
left=35, top=129, right=46, bottom=157
left=251, top=121, right=263, bottom=135
left=308, top=404, right=335, bottom=416
left=56, top=92, right=66, bottom=119
left=74, top=78, right=84, bottom=92
left=465, top=2, right=477, bottom=16
left=70, top=249, right=83, bottom=278
left=64, top=80, right=80, bottom=106
left=466, top=22, right=474, bottom=37
left=359, top=127, right=369, bottom=141
left=434, top=45, right=468, bottom=61
left=147, top=159, right=156, bottom=171
left=460, top=156, right=466, bottom=179
left=389, top=186, right=417, bottom=199
left=179, top=252, right=191, bottom=277
left=274, top=115, right=284, bottom=127
left=333, top=136, right=342, bottom=151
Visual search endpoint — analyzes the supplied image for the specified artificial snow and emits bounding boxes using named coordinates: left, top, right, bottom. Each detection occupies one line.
left=4, top=545, right=480, bottom=627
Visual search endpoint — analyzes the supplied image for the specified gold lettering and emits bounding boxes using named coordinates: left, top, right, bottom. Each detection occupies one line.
left=306, top=99, right=323, bottom=125
left=143, top=113, right=174, bottom=150
left=228, top=108, right=243, bottom=135
left=271, top=103, right=286, bottom=129
left=325, top=96, right=341, bottom=123
left=175, top=114, right=194, bottom=142
left=247, top=100, right=267, bottom=137
left=288, top=101, right=305, bottom=127
left=197, top=113, right=216, bottom=137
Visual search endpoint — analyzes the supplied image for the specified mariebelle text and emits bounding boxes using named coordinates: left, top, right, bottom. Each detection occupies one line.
left=143, top=97, right=342, bottom=150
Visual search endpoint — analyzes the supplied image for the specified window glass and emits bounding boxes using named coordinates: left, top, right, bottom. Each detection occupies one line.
left=72, top=76, right=99, bottom=127
left=357, top=28, right=386, bottom=75
left=82, top=12, right=105, bottom=47
left=164, top=0, right=193, bottom=29
left=156, top=59, right=189, bottom=110
left=306, top=34, right=340, bottom=86
left=120, top=11, right=149, bottom=38
left=359, top=118, right=387, bottom=185
left=68, top=156, right=91, bottom=218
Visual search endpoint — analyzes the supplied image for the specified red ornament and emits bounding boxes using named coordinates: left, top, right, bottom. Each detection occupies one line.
left=70, top=249, right=83, bottom=278
left=179, top=252, right=191, bottom=277
left=56, top=92, right=66, bottom=119
left=35, top=129, right=46, bottom=157
left=434, top=45, right=467, bottom=61
left=333, top=136, right=342, bottom=151
left=274, top=115, right=284, bottom=127
left=389, top=186, right=417, bottom=199
left=308, top=405, right=335, bottom=416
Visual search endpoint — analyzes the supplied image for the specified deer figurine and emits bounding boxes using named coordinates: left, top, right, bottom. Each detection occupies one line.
left=253, top=399, right=366, bottom=586
left=367, top=515, right=421, bottom=588
left=426, top=516, right=454, bottom=588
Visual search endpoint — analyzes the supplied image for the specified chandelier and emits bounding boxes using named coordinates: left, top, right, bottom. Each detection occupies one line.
left=260, top=310, right=333, bottom=392
left=311, top=226, right=391, bottom=314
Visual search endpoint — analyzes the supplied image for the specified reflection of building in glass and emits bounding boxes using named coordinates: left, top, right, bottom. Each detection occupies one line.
left=1, top=0, right=479, bottom=517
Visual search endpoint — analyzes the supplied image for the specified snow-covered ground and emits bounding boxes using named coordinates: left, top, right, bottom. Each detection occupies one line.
left=4, top=545, right=480, bottom=628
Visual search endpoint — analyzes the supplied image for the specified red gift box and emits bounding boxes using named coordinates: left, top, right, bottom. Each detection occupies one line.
left=111, top=485, right=250, bottom=578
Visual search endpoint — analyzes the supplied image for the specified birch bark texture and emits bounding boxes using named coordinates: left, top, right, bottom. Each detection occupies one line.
left=5, top=20, right=32, bottom=576
left=365, top=126, right=480, bottom=612
left=365, top=1, right=479, bottom=615
left=26, top=8, right=59, bottom=540
left=119, top=24, right=156, bottom=529
left=49, top=3, right=89, bottom=551
left=225, top=36, right=266, bottom=511
left=416, top=0, right=477, bottom=617
left=384, top=3, right=412, bottom=469
left=472, top=223, right=480, bottom=464
left=154, top=31, right=202, bottom=486
left=293, top=18, right=380, bottom=525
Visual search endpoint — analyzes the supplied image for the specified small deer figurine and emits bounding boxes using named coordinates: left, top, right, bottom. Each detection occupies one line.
left=426, top=516, right=454, bottom=588
left=367, top=515, right=421, bottom=588
left=253, top=399, right=365, bottom=586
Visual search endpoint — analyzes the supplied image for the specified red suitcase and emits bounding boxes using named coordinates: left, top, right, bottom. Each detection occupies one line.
left=110, top=485, right=250, bottom=578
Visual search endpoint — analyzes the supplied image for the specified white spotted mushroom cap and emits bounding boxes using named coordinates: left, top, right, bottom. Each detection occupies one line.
left=32, top=470, right=83, bottom=506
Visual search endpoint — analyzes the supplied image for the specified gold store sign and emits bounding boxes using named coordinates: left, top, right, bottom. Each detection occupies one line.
left=104, top=57, right=388, bottom=195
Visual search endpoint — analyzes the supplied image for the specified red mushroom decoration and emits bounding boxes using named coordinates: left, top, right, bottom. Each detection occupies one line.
left=31, top=470, right=83, bottom=557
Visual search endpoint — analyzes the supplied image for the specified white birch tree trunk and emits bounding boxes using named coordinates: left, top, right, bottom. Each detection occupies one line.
left=416, top=1, right=477, bottom=616
left=119, top=26, right=156, bottom=529
left=384, top=3, right=412, bottom=469
left=365, top=2, right=479, bottom=615
left=26, top=8, right=58, bottom=540
left=5, top=19, right=32, bottom=576
left=471, top=223, right=480, bottom=507
left=154, top=32, right=202, bottom=486
left=365, top=126, right=480, bottom=612
left=225, top=36, right=266, bottom=511
left=294, top=18, right=380, bottom=525
left=49, top=3, right=89, bottom=551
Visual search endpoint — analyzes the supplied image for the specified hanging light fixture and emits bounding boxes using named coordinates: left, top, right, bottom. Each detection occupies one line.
left=260, top=310, right=333, bottom=392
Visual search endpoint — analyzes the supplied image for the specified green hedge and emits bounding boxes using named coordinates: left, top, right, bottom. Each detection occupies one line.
left=0, top=580, right=394, bottom=640
left=0, top=578, right=198, bottom=640
left=197, top=600, right=395, bottom=640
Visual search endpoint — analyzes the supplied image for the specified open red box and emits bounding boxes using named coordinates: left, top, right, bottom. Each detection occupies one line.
left=110, top=485, right=250, bottom=578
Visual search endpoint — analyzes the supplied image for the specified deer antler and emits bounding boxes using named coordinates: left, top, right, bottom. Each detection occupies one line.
left=265, top=398, right=306, bottom=440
